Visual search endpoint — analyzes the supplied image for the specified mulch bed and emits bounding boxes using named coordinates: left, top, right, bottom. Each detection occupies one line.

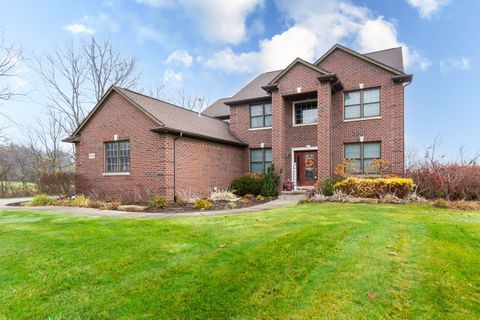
left=144, top=197, right=275, bottom=214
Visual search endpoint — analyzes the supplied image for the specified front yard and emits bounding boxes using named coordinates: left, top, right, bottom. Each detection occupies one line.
left=0, top=203, right=479, bottom=319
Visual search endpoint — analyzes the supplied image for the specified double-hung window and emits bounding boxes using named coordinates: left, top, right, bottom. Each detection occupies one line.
left=344, top=88, right=380, bottom=120
left=294, top=101, right=317, bottom=125
left=250, top=103, right=272, bottom=128
left=105, top=140, right=130, bottom=173
left=344, top=142, right=381, bottom=174
left=250, top=148, right=272, bottom=173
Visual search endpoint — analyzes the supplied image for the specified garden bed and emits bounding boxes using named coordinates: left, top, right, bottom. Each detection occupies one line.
left=143, top=197, right=274, bottom=213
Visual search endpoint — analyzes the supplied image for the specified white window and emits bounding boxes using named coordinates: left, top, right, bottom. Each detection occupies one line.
left=344, top=142, right=381, bottom=174
left=250, top=148, right=272, bottom=173
left=105, top=140, right=130, bottom=172
left=294, top=101, right=317, bottom=125
left=250, top=103, right=272, bottom=128
left=344, top=88, right=380, bottom=120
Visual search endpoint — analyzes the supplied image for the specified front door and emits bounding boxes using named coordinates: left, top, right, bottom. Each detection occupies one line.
left=296, top=151, right=317, bottom=187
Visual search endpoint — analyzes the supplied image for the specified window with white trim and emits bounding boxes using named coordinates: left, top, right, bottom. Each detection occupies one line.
left=105, top=140, right=130, bottom=172
left=344, top=142, right=381, bottom=174
left=344, top=88, right=380, bottom=120
left=250, top=103, right=272, bottom=128
left=250, top=148, right=272, bottom=173
left=294, top=101, right=317, bottom=125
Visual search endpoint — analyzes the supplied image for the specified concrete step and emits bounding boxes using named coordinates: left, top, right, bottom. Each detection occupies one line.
left=279, top=190, right=308, bottom=201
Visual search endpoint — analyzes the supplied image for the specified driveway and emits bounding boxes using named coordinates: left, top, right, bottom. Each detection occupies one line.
left=0, top=197, right=297, bottom=219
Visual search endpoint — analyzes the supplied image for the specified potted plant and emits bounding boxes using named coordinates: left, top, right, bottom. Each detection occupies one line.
left=283, top=179, right=294, bottom=191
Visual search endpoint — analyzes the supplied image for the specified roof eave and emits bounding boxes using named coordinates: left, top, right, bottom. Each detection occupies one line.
left=317, top=74, right=343, bottom=93
left=224, top=96, right=272, bottom=106
left=150, top=127, right=247, bottom=147
left=62, top=135, right=80, bottom=143
left=392, top=74, right=413, bottom=83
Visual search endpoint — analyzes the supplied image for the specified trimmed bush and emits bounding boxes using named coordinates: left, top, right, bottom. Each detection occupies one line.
left=260, top=164, right=280, bottom=197
left=334, top=177, right=414, bottom=198
left=37, top=171, right=74, bottom=197
left=193, top=198, right=212, bottom=210
left=229, top=173, right=263, bottom=196
left=148, top=196, right=168, bottom=209
left=28, top=194, right=54, bottom=206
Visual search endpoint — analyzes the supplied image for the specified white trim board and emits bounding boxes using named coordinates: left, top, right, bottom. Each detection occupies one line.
left=291, top=146, right=318, bottom=190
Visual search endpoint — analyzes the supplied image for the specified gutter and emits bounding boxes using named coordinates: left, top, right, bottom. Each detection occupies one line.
left=150, top=127, right=247, bottom=147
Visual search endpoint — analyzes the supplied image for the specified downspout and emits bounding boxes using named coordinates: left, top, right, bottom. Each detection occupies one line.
left=173, top=132, right=183, bottom=202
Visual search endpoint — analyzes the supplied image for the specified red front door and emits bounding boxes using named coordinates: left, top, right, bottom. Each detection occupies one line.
left=296, top=151, right=317, bottom=187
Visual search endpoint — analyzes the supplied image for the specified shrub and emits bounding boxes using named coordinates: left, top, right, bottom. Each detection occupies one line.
left=407, top=162, right=480, bottom=200
left=70, top=195, right=91, bottom=207
left=210, top=187, right=239, bottom=201
left=227, top=202, right=237, bottom=209
left=334, top=177, right=414, bottom=198
left=239, top=197, right=251, bottom=204
left=193, top=198, right=212, bottom=210
left=229, top=173, right=263, bottom=196
left=28, top=194, right=54, bottom=206
left=282, top=179, right=294, bottom=191
left=314, top=178, right=340, bottom=196
left=260, top=164, right=280, bottom=197
left=297, top=199, right=312, bottom=205
left=256, top=195, right=265, bottom=201
left=37, top=171, right=74, bottom=197
left=148, top=196, right=168, bottom=209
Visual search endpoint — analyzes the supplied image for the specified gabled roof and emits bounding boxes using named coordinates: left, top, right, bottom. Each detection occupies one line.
left=224, top=70, right=281, bottom=105
left=363, top=47, right=404, bottom=72
left=64, top=86, right=245, bottom=146
left=314, top=44, right=405, bottom=75
left=267, top=57, right=330, bottom=85
left=202, top=98, right=230, bottom=119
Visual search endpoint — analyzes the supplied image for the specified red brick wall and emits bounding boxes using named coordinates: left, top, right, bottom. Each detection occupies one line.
left=75, top=91, right=245, bottom=203
left=318, top=49, right=405, bottom=174
left=75, top=91, right=170, bottom=202
left=230, top=103, right=272, bottom=172
left=175, top=137, right=245, bottom=198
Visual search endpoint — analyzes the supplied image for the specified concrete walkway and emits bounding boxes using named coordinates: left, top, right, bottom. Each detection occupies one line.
left=0, top=197, right=297, bottom=219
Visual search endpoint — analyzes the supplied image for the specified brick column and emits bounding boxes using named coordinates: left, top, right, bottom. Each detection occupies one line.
left=317, top=82, right=332, bottom=180
left=271, top=90, right=286, bottom=188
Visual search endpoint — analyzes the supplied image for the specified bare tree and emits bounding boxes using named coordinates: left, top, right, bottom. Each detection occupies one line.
left=34, top=37, right=140, bottom=135
left=175, top=89, right=207, bottom=112
left=0, top=30, right=23, bottom=103
left=26, top=110, right=66, bottom=173
left=84, top=37, right=139, bottom=102
left=34, top=42, right=87, bottom=136
left=139, top=81, right=166, bottom=100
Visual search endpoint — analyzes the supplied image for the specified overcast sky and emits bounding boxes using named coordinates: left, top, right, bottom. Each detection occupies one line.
left=0, top=0, right=478, bottom=159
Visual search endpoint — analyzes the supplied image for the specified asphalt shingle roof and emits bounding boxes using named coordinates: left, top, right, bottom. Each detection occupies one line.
left=116, top=88, right=244, bottom=145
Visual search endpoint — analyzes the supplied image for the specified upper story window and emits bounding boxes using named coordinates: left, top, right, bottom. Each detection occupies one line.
left=105, top=140, right=130, bottom=173
left=250, top=103, right=272, bottom=128
left=294, top=100, right=317, bottom=126
left=250, top=148, right=272, bottom=173
left=344, top=142, right=381, bottom=174
left=344, top=88, right=380, bottom=120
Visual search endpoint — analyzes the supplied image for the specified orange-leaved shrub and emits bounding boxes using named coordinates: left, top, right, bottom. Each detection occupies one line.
left=334, top=177, right=414, bottom=198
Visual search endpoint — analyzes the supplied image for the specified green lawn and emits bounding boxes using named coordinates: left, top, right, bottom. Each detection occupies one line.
left=0, top=204, right=479, bottom=319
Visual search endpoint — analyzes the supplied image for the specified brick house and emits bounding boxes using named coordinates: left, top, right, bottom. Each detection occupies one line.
left=65, top=44, right=412, bottom=202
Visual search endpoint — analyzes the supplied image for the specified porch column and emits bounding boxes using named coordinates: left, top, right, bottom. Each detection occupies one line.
left=317, top=81, right=332, bottom=180
left=271, top=90, right=286, bottom=188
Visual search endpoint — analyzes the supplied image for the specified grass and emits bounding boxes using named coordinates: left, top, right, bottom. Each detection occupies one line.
left=0, top=203, right=479, bottom=319
left=0, top=180, right=36, bottom=198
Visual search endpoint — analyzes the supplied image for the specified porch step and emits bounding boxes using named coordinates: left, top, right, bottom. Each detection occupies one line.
left=279, top=190, right=308, bottom=201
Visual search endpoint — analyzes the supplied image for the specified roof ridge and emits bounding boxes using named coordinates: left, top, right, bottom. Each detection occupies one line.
left=116, top=86, right=223, bottom=122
